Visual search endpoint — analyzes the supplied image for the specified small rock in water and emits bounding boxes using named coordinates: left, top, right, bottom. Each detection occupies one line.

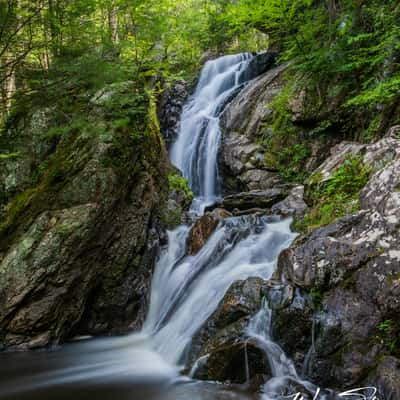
left=188, top=208, right=232, bottom=255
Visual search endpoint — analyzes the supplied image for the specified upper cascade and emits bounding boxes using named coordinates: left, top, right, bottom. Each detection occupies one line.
left=170, top=53, right=253, bottom=213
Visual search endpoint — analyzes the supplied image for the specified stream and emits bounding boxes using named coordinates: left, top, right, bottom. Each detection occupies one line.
left=0, top=54, right=334, bottom=400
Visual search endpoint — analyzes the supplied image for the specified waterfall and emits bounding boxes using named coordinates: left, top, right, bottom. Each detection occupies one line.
left=143, top=54, right=299, bottom=368
left=170, top=53, right=253, bottom=213
left=0, top=54, right=330, bottom=400
left=146, top=53, right=331, bottom=398
left=144, top=216, right=296, bottom=365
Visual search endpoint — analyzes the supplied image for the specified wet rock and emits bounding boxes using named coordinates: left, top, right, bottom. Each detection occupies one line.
left=188, top=208, right=232, bottom=255
left=220, top=65, right=287, bottom=192
left=268, top=288, right=313, bottom=370
left=157, top=80, right=188, bottom=148
left=269, top=132, right=400, bottom=389
left=189, top=278, right=270, bottom=383
left=373, top=356, right=400, bottom=400
left=239, top=52, right=276, bottom=82
left=193, top=331, right=270, bottom=384
left=271, top=185, right=308, bottom=219
left=220, top=188, right=289, bottom=213
left=0, top=89, right=171, bottom=349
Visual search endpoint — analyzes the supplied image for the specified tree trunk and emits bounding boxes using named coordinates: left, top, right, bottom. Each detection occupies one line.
left=109, top=4, right=119, bottom=44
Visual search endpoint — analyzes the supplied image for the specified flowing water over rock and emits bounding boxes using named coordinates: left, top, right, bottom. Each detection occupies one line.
left=170, top=53, right=253, bottom=213
left=0, top=54, right=334, bottom=400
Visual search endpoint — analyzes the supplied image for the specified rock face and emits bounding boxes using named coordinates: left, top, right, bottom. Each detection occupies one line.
left=220, top=64, right=287, bottom=192
left=268, top=133, right=400, bottom=392
left=220, top=188, right=289, bottom=213
left=187, top=208, right=231, bottom=255
left=373, top=357, right=400, bottom=400
left=157, top=80, right=188, bottom=148
left=220, top=61, right=340, bottom=193
left=0, top=108, right=57, bottom=215
left=0, top=85, right=174, bottom=350
left=271, top=185, right=308, bottom=219
left=240, top=52, right=276, bottom=83
left=189, top=277, right=271, bottom=383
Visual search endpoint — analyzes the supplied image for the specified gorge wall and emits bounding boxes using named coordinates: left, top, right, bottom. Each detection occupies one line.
left=0, top=83, right=190, bottom=350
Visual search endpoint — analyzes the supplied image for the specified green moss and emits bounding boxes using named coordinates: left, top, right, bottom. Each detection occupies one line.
left=168, top=174, right=193, bottom=201
left=296, top=157, right=371, bottom=233
left=260, top=83, right=313, bottom=183
left=373, top=319, right=400, bottom=357
left=309, top=287, right=323, bottom=309
left=160, top=206, right=182, bottom=228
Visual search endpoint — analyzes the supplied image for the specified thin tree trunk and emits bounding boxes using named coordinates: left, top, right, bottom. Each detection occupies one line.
left=109, top=4, right=119, bottom=44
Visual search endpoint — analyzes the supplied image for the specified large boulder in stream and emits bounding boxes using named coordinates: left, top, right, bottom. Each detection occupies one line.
left=267, top=132, right=400, bottom=392
left=0, top=84, right=180, bottom=350
left=189, top=277, right=271, bottom=384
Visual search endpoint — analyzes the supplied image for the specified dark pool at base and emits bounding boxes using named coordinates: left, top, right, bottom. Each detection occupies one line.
left=0, top=341, right=258, bottom=400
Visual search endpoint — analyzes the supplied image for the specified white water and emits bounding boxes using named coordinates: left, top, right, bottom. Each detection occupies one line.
left=0, top=54, right=325, bottom=400
left=170, top=53, right=253, bottom=213
left=153, top=53, right=331, bottom=398
left=144, top=216, right=296, bottom=365
left=145, top=54, right=297, bottom=370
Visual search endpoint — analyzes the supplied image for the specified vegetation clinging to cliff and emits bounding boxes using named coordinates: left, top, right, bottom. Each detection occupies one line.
left=221, top=0, right=400, bottom=139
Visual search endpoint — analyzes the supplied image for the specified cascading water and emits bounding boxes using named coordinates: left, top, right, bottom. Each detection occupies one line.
left=0, top=54, right=335, bottom=400
left=170, top=53, right=253, bottom=213
left=148, top=53, right=333, bottom=398
left=144, top=216, right=296, bottom=365
left=144, top=54, right=297, bottom=367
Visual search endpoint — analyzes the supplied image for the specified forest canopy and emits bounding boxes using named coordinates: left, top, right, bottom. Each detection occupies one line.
left=0, top=0, right=399, bottom=132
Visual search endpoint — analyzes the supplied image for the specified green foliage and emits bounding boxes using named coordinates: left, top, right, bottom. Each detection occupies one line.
left=265, top=142, right=311, bottom=183
left=0, top=152, right=19, bottom=160
left=296, top=157, right=371, bottom=232
left=168, top=174, right=193, bottom=200
left=309, top=288, right=323, bottom=309
left=222, top=0, right=400, bottom=139
left=261, top=84, right=312, bottom=182
left=375, top=319, right=399, bottom=356
left=323, top=157, right=371, bottom=198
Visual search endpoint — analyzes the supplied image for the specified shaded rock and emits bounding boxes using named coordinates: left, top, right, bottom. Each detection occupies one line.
left=268, top=132, right=400, bottom=388
left=271, top=185, right=308, bottom=219
left=189, top=278, right=269, bottom=383
left=188, top=208, right=231, bottom=255
left=373, top=356, right=400, bottom=400
left=0, top=90, right=171, bottom=350
left=221, top=188, right=289, bottom=213
left=157, top=80, right=188, bottom=148
left=0, top=107, right=57, bottom=213
left=268, top=287, right=313, bottom=370
left=239, top=52, right=276, bottom=83
left=162, top=171, right=193, bottom=230
left=193, top=330, right=270, bottom=384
